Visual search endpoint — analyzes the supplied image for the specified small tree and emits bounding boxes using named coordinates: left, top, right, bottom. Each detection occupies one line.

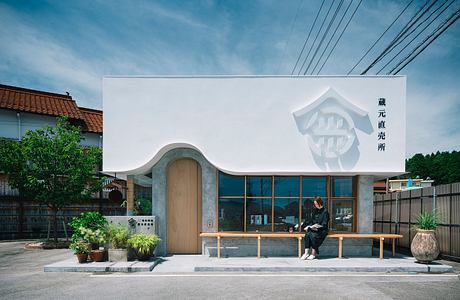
left=0, top=117, right=103, bottom=243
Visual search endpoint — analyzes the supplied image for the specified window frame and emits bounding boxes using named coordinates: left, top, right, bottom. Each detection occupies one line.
left=216, top=172, right=358, bottom=233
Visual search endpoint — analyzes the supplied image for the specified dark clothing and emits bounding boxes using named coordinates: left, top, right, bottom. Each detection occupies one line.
left=304, top=207, right=330, bottom=254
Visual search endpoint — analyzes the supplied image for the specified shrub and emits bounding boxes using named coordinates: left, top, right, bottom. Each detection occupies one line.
left=414, top=211, right=441, bottom=230
left=108, top=225, right=130, bottom=249
left=70, top=242, right=90, bottom=254
left=80, top=227, right=107, bottom=246
left=70, top=212, right=108, bottom=241
left=127, top=233, right=161, bottom=255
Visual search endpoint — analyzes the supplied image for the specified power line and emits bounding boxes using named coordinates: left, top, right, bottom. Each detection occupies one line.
left=389, top=7, right=460, bottom=74
left=347, top=0, right=415, bottom=75
left=317, top=0, right=363, bottom=75
left=297, top=0, right=335, bottom=75
left=277, top=0, right=305, bottom=74
left=303, top=0, right=345, bottom=75
left=376, top=0, right=456, bottom=74
left=291, top=0, right=326, bottom=75
left=361, top=0, right=438, bottom=74
left=310, top=0, right=354, bottom=75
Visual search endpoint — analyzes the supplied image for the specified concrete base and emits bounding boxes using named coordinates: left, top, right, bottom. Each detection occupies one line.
left=194, top=257, right=453, bottom=273
left=203, top=237, right=373, bottom=257
left=44, top=258, right=159, bottom=273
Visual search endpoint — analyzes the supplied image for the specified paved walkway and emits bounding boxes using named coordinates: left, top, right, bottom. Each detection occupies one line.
left=44, top=249, right=453, bottom=273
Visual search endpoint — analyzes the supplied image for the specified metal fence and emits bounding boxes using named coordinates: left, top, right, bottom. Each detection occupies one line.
left=0, top=196, right=125, bottom=240
left=374, top=182, right=460, bottom=261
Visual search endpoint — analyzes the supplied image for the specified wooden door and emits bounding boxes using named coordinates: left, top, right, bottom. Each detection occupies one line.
left=167, top=158, right=202, bottom=254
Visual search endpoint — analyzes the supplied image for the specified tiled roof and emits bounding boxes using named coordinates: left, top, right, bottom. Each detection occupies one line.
left=79, top=107, right=103, bottom=134
left=0, top=84, right=102, bottom=134
left=0, top=84, right=83, bottom=119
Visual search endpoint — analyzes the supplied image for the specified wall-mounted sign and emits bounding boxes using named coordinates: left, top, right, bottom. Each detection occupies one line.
left=103, top=76, right=406, bottom=176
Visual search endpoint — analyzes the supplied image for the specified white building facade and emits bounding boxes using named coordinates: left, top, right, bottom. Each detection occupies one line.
left=103, top=76, right=406, bottom=256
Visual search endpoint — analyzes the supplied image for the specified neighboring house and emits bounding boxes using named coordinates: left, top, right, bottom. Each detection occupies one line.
left=388, top=178, right=434, bottom=192
left=0, top=83, right=103, bottom=196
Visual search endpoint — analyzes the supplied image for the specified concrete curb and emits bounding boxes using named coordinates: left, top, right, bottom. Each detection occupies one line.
left=44, top=258, right=160, bottom=273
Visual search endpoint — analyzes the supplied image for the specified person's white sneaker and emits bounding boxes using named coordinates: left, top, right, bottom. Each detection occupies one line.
left=306, top=255, right=316, bottom=260
left=300, top=253, right=308, bottom=260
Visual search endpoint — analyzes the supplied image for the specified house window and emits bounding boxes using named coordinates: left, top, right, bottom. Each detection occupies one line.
left=217, top=173, right=357, bottom=232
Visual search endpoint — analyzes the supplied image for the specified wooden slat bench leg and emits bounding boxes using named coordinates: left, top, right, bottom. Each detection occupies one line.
left=257, top=236, right=261, bottom=258
left=392, top=238, right=396, bottom=256
left=217, top=236, right=221, bottom=258
left=338, top=237, right=343, bottom=258
left=298, top=237, right=302, bottom=258
left=379, top=237, right=384, bottom=259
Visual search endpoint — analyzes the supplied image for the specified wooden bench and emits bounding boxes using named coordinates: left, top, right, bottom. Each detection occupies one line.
left=328, top=233, right=403, bottom=259
left=200, top=232, right=305, bottom=258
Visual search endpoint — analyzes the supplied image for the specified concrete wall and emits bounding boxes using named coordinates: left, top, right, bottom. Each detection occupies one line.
left=151, top=148, right=217, bottom=256
left=202, top=237, right=372, bottom=257
left=358, top=175, right=374, bottom=234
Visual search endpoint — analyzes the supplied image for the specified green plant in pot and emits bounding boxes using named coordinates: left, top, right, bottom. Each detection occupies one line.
left=70, top=241, right=90, bottom=263
left=80, top=227, right=107, bottom=262
left=127, top=233, right=161, bottom=261
left=108, top=225, right=130, bottom=262
left=411, top=211, right=441, bottom=264
left=69, top=212, right=108, bottom=242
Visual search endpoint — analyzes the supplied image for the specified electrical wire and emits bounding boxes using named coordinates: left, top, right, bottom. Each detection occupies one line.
left=291, top=0, right=326, bottom=75
left=347, top=0, right=415, bottom=75
left=376, top=0, right=455, bottom=74
left=303, top=0, right=345, bottom=75
left=310, top=0, right=354, bottom=75
left=361, top=0, right=439, bottom=74
left=389, top=7, right=460, bottom=74
left=297, top=0, right=335, bottom=75
left=316, top=0, right=363, bottom=75
left=277, top=0, right=305, bottom=74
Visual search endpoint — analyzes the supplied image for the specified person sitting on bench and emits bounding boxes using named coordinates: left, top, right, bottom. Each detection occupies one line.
left=300, top=196, right=330, bottom=260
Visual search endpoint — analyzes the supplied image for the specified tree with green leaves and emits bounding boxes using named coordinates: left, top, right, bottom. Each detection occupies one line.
left=405, top=150, right=460, bottom=185
left=0, top=117, right=104, bottom=243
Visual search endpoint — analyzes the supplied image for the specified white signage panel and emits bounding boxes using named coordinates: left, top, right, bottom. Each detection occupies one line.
left=103, top=76, right=406, bottom=175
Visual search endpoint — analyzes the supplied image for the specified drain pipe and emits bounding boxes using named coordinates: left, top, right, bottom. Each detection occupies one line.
left=16, top=112, right=21, bottom=141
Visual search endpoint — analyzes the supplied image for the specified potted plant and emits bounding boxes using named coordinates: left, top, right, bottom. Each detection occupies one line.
left=108, top=225, right=130, bottom=262
left=70, top=241, right=90, bottom=263
left=80, top=227, right=107, bottom=262
left=411, top=211, right=441, bottom=264
left=127, top=233, right=161, bottom=261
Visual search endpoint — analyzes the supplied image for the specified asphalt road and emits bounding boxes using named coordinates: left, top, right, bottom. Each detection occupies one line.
left=1, top=241, right=459, bottom=300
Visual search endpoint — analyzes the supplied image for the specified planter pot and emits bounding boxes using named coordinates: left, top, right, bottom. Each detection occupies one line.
left=134, top=248, right=155, bottom=261
left=76, top=253, right=88, bottom=264
left=411, top=229, right=440, bottom=264
left=90, top=250, right=105, bottom=262
left=108, top=248, right=128, bottom=262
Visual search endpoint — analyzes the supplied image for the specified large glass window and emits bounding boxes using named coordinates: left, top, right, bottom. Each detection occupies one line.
left=246, top=198, right=272, bottom=231
left=274, top=176, right=299, bottom=197
left=332, top=177, right=353, bottom=197
left=274, top=198, right=299, bottom=231
left=302, top=177, right=327, bottom=197
left=246, top=176, right=272, bottom=197
left=330, top=200, right=354, bottom=232
left=217, top=173, right=357, bottom=233
left=219, top=173, right=244, bottom=196
left=218, top=198, right=244, bottom=231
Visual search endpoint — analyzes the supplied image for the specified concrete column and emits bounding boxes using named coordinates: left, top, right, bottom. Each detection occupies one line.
left=358, top=175, right=374, bottom=233
left=126, top=176, right=134, bottom=216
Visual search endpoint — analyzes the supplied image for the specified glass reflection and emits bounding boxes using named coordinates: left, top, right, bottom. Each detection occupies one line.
left=246, top=176, right=272, bottom=197
left=219, top=173, right=244, bottom=196
left=332, top=177, right=353, bottom=197
left=246, top=198, right=272, bottom=231
left=274, top=199, right=299, bottom=231
left=331, top=200, right=353, bottom=232
left=218, top=198, right=244, bottom=231
left=302, top=177, right=327, bottom=197
left=274, top=177, right=299, bottom=197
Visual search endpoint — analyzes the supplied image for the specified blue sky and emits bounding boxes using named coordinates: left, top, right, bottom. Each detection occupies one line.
left=0, top=0, right=459, bottom=157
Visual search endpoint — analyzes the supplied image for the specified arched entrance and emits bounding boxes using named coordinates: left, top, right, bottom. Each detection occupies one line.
left=167, top=158, right=202, bottom=254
